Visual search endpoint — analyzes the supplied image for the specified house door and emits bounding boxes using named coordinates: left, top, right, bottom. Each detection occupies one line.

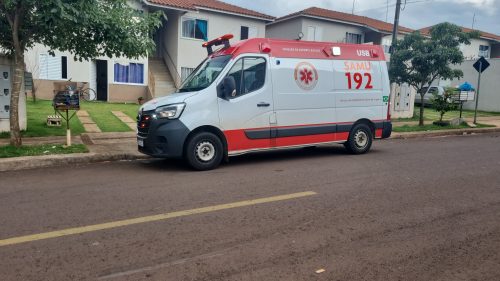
left=96, top=60, right=107, bottom=101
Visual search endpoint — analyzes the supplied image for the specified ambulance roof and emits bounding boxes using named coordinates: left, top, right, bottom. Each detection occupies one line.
left=210, top=38, right=386, bottom=61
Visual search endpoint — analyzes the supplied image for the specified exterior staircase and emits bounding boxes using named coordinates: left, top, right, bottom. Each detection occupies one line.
left=148, top=58, right=177, bottom=98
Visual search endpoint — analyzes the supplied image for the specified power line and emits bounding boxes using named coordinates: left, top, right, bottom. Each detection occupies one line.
left=356, top=0, right=433, bottom=14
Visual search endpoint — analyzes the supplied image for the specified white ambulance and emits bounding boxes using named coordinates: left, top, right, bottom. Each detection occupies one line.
left=137, top=34, right=392, bottom=170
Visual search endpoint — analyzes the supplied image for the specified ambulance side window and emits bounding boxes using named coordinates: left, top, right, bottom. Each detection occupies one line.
left=225, top=57, right=266, bottom=98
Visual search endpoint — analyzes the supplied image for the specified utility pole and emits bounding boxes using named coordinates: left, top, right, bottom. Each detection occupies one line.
left=351, top=0, right=356, bottom=14
left=386, top=0, right=389, bottom=22
left=390, top=0, right=402, bottom=54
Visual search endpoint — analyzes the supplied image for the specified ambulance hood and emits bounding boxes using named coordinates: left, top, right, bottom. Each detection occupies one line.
left=140, top=91, right=197, bottom=112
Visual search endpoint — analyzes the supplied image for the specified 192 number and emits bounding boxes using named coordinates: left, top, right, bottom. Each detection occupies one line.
left=345, top=72, right=373, bottom=89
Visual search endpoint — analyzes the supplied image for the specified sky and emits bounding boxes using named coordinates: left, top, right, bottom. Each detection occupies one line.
left=227, top=0, right=500, bottom=35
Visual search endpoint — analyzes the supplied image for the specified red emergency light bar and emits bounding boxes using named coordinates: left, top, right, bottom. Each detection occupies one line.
left=202, top=34, right=234, bottom=55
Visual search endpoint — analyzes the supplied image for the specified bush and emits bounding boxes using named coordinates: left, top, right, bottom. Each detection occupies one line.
left=431, top=87, right=458, bottom=122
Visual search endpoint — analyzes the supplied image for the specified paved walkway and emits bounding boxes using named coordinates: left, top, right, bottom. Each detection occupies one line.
left=111, top=111, right=136, bottom=131
left=76, top=110, right=101, bottom=133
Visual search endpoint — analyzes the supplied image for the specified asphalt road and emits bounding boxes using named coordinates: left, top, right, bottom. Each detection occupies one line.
left=1, top=133, right=500, bottom=281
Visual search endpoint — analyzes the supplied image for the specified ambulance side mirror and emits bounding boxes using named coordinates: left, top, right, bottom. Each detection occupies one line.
left=218, top=76, right=237, bottom=100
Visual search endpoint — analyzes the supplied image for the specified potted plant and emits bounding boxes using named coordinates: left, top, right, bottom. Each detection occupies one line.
left=138, top=96, right=144, bottom=105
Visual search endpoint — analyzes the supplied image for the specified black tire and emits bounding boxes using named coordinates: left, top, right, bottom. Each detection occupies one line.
left=185, top=132, right=224, bottom=171
left=344, top=123, right=373, bottom=154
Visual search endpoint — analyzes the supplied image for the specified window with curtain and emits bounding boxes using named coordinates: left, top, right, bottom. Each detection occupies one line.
left=39, top=54, right=67, bottom=80
left=479, top=45, right=490, bottom=58
left=346, top=32, right=362, bottom=44
left=114, top=63, right=144, bottom=84
left=182, top=18, right=208, bottom=40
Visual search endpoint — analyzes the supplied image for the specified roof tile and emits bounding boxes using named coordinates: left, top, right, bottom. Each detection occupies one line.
left=419, top=25, right=500, bottom=41
left=276, top=7, right=413, bottom=34
left=147, top=0, right=274, bottom=20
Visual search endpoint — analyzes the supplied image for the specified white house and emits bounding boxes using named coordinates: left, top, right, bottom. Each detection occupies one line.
left=146, top=0, right=274, bottom=93
left=24, top=0, right=274, bottom=102
left=265, top=7, right=414, bottom=60
left=419, top=25, right=500, bottom=60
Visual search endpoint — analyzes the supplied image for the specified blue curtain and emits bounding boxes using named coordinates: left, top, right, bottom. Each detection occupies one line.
left=114, top=63, right=143, bottom=84
left=114, top=63, right=129, bottom=83
left=129, top=63, right=144, bottom=84
left=196, top=20, right=208, bottom=41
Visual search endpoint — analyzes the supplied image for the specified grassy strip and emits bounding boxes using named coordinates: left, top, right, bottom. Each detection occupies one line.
left=393, top=123, right=494, bottom=133
left=395, top=107, right=500, bottom=122
left=0, top=144, right=88, bottom=158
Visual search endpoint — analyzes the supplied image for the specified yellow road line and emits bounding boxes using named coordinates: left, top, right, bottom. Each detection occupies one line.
left=0, top=191, right=317, bottom=247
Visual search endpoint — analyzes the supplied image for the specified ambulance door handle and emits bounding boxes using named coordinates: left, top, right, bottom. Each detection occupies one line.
left=257, top=102, right=270, bottom=107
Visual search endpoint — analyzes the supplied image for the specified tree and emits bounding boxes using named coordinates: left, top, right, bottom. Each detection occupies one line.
left=0, top=0, right=161, bottom=146
left=431, top=87, right=457, bottom=123
left=389, top=22, right=478, bottom=126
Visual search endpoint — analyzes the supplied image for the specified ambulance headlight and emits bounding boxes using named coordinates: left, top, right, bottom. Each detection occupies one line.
left=155, top=103, right=186, bottom=119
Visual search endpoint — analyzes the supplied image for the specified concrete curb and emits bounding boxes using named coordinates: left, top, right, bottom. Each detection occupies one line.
left=0, top=152, right=150, bottom=172
left=391, top=127, right=500, bottom=139
left=2, top=127, right=499, bottom=172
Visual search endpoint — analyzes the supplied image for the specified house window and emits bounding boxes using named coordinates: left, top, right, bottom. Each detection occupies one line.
left=181, top=67, right=195, bottom=82
left=240, top=26, right=257, bottom=40
left=346, top=32, right=362, bottom=44
left=114, top=62, right=144, bottom=84
left=241, top=26, right=249, bottom=40
left=182, top=18, right=208, bottom=40
left=39, top=54, right=67, bottom=80
left=479, top=45, right=490, bottom=58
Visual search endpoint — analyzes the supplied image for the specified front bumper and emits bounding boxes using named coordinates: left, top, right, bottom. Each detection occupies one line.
left=137, top=118, right=190, bottom=158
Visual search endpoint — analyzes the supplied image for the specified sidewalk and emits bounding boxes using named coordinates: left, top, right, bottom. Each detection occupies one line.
left=0, top=132, right=149, bottom=172
left=1, top=117, right=500, bottom=172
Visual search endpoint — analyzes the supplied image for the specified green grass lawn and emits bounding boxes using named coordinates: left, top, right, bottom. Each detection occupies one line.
left=0, top=99, right=140, bottom=138
left=0, top=99, right=85, bottom=138
left=393, top=123, right=494, bottom=133
left=81, top=101, right=139, bottom=132
left=0, top=144, right=88, bottom=158
left=395, top=106, right=500, bottom=122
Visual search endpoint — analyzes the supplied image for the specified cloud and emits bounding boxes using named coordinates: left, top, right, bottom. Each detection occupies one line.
left=226, top=0, right=499, bottom=34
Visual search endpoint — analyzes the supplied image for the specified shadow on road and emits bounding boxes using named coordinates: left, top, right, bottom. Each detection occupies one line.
left=136, top=144, right=383, bottom=172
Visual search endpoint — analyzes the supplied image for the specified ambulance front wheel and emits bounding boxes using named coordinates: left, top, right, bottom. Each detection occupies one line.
left=185, top=132, right=224, bottom=171
left=344, top=123, right=373, bottom=154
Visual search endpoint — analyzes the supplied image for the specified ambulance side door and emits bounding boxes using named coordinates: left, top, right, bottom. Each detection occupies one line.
left=217, top=55, right=274, bottom=153
left=270, top=57, right=336, bottom=147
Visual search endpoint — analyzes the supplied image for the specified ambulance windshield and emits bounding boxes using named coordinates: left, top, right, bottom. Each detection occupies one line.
left=178, top=55, right=231, bottom=93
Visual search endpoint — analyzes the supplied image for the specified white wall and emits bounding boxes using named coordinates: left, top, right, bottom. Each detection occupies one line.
left=449, top=58, right=500, bottom=112
left=460, top=38, right=491, bottom=60
left=267, top=17, right=366, bottom=43
left=300, top=18, right=365, bottom=43
left=175, top=10, right=267, bottom=80
left=266, top=18, right=303, bottom=40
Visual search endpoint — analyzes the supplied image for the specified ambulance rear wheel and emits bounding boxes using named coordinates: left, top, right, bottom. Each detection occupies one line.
left=344, top=124, right=373, bottom=154
left=185, top=132, right=223, bottom=171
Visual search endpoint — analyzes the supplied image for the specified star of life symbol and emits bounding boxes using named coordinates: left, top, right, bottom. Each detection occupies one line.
left=294, top=62, right=318, bottom=90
